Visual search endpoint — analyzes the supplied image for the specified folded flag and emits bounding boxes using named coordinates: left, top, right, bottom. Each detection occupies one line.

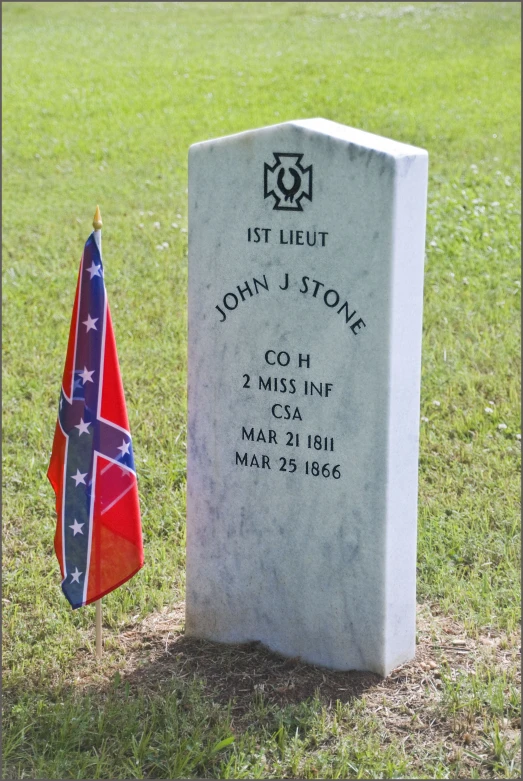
left=47, top=209, right=144, bottom=609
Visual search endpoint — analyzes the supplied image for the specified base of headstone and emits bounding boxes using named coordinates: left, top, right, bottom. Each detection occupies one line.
left=186, top=118, right=428, bottom=676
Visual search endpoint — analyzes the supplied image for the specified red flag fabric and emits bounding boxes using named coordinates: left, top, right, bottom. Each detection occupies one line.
left=47, top=230, right=144, bottom=608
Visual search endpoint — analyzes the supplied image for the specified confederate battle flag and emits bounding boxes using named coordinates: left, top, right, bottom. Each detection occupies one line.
left=48, top=211, right=144, bottom=608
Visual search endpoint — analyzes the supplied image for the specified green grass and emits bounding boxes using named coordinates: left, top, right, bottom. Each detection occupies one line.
left=2, top=2, right=520, bottom=778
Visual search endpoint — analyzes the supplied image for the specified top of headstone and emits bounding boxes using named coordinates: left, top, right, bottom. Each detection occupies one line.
left=190, top=117, right=428, bottom=159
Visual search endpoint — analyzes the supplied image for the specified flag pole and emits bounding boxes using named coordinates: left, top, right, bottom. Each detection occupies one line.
left=93, top=205, right=103, bottom=661
left=96, top=598, right=103, bottom=660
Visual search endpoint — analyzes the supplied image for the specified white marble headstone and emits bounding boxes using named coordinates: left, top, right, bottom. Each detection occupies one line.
left=186, top=118, right=428, bottom=676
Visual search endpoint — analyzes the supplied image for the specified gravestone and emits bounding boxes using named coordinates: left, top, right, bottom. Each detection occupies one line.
left=186, top=118, right=428, bottom=676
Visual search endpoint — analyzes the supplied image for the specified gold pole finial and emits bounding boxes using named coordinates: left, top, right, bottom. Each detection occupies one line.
left=93, top=205, right=103, bottom=230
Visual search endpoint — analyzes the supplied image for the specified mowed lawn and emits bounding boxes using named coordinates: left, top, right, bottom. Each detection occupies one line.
left=2, top=2, right=520, bottom=778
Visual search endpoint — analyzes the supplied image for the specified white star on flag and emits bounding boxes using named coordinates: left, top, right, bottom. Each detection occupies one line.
left=69, top=519, right=85, bottom=536
left=74, top=418, right=91, bottom=436
left=79, top=367, right=95, bottom=384
left=86, top=262, right=102, bottom=279
left=82, top=314, right=98, bottom=332
left=71, top=469, right=87, bottom=486
left=117, top=440, right=131, bottom=456
left=70, top=567, right=82, bottom=583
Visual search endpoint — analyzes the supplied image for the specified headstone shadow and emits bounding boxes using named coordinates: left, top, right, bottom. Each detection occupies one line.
left=119, top=633, right=383, bottom=716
